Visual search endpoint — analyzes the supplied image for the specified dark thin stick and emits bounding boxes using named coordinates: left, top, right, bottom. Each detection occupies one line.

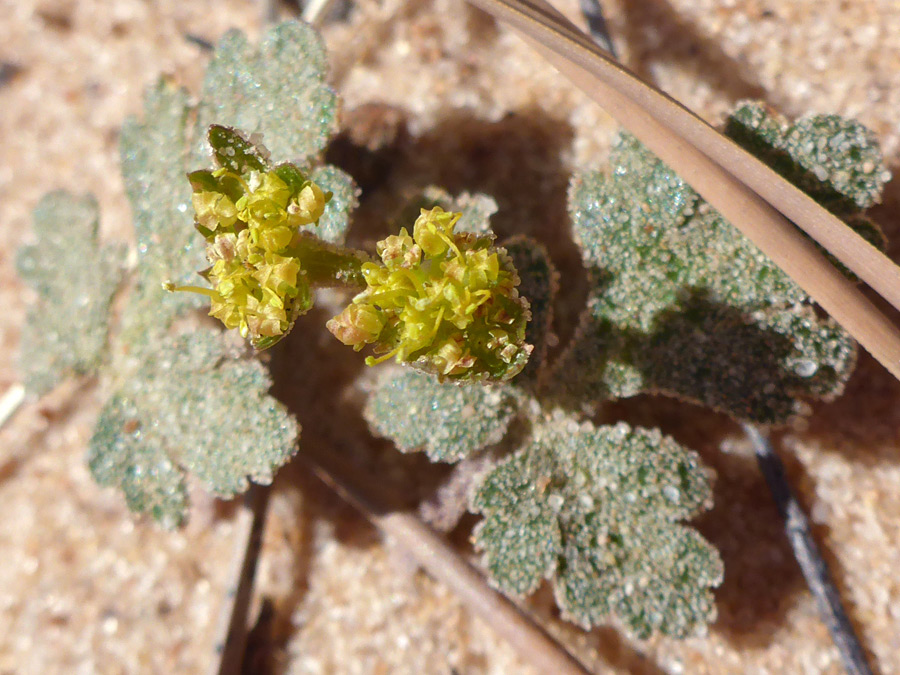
left=578, top=0, right=617, bottom=58
left=570, top=18, right=872, bottom=666
left=744, top=425, right=873, bottom=675
left=297, top=449, right=593, bottom=675
left=185, top=33, right=215, bottom=52
left=210, top=484, right=271, bottom=675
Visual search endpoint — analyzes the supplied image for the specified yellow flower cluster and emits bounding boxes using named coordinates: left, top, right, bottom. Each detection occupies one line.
left=188, top=165, right=329, bottom=349
left=327, top=207, right=532, bottom=381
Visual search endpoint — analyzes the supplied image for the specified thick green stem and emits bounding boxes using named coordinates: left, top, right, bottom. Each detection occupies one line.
left=286, top=234, right=369, bottom=291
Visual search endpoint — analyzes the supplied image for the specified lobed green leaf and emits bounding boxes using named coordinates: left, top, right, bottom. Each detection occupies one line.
left=195, top=21, right=337, bottom=167
left=503, top=236, right=557, bottom=387
left=554, top=130, right=861, bottom=423
left=726, top=101, right=890, bottom=214
left=472, top=415, right=721, bottom=637
left=365, top=369, right=518, bottom=462
left=119, top=79, right=206, bottom=340
left=303, top=164, right=359, bottom=244
left=88, top=330, right=299, bottom=526
left=16, top=192, right=125, bottom=395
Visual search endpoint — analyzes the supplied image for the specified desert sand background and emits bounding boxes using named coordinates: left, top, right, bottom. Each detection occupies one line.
left=2, top=0, right=900, bottom=673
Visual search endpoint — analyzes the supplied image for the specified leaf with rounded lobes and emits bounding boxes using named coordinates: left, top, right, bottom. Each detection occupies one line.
left=119, top=79, right=206, bottom=340
left=16, top=192, right=125, bottom=395
left=195, top=22, right=337, bottom=167
left=726, top=101, right=890, bottom=214
left=89, top=393, right=188, bottom=529
left=472, top=415, right=721, bottom=638
left=365, top=369, right=518, bottom=462
left=88, top=330, right=299, bottom=526
left=553, top=129, right=860, bottom=424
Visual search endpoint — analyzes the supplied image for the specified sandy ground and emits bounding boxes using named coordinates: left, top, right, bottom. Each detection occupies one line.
left=2, top=0, right=900, bottom=673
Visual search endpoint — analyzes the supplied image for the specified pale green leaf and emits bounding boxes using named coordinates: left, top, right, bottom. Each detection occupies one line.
left=16, top=192, right=124, bottom=395
left=119, top=79, right=205, bottom=340
left=365, top=369, right=517, bottom=462
left=302, top=164, right=359, bottom=244
left=88, top=330, right=299, bottom=525
left=89, top=393, right=188, bottom=528
left=195, top=21, right=337, bottom=166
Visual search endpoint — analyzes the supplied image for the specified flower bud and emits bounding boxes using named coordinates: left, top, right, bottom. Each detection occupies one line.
left=289, top=181, right=327, bottom=225
left=326, top=303, right=385, bottom=349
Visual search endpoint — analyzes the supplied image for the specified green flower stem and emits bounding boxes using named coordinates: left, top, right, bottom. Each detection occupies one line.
left=285, top=235, right=369, bottom=290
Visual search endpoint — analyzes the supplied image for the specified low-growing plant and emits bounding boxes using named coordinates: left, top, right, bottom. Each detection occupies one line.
left=15, top=18, right=888, bottom=643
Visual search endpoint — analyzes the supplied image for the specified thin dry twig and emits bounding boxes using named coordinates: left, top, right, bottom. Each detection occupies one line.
left=570, top=7, right=875, bottom=669
left=578, top=0, right=616, bottom=57
left=744, top=425, right=874, bottom=675
left=209, top=484, right=271, bottom=675
left=466, top=0, right=900, bottom=384
left=0, top=384, right=26, bottom=431
left=297, top=448, right=594, bottom=675
left=302, top=0, right=341, bottom=25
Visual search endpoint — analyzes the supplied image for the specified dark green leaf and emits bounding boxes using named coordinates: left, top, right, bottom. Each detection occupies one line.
left=208, top=124, right=270, bottom=174
left=553, top=132, right=858, bottom=423
left=472, top=416, right=721, bottom=637
left=503, top=236, right=557, bottom=387
left=726, top=101, right=890, bottom=214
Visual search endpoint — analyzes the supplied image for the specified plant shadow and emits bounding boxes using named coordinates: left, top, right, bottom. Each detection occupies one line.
left=801, top=164, right=900, bottom=464
left=327, top=103, right=588, bottom=353
left=558, top=286, right=840, bottom=424
left=576, top=291, right=838, bottom=648
left=615, top=0, right=769, bottom=107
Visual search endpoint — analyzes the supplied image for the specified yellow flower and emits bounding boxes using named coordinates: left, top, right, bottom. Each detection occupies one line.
left=327, top=206, right=532, bottom=381
left=173, top=129, right=333, bottom=349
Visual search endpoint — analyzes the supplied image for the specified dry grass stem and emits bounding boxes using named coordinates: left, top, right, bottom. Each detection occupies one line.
left=467, top=0, right=900, bottom=382
left=298, top=449, right=593, bottom=675
left=745, top=425, right=874, bottom=675
left=0, top=384, right=26, bottom=431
